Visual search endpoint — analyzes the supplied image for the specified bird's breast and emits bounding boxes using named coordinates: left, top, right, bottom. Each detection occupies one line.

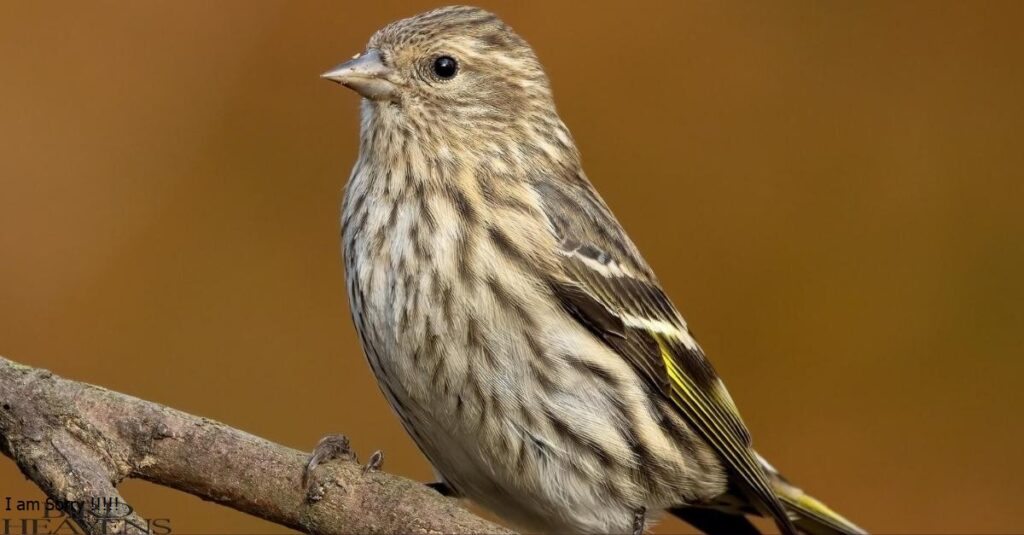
left=338, top=162, right=728, bottom=532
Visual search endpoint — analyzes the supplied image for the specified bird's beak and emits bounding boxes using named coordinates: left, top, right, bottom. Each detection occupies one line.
left=321, top=49, right=397, bottom=101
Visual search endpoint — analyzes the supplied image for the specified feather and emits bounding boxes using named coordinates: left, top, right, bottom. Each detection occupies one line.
left=536, top=173, right=797, bottom=535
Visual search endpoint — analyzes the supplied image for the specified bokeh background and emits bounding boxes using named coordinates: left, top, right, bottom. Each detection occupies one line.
left=2, top=1, right=1022, bottom=533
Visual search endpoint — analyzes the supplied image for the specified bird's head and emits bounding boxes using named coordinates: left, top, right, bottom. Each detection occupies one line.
left=323, top=5, right=570, bottom=155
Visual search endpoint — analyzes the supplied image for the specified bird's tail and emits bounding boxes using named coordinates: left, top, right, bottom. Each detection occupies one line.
left=670, top=454, right=867, bottom=535
left=758, top=453, right=868, bottom=535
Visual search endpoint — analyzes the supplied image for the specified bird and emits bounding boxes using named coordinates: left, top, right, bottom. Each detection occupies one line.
left=318, top=5, right=866, bottom=535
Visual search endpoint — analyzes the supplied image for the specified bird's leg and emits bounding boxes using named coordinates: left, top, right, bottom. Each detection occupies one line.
left=302, top=434, right=356, bottom=490
left=426, top=481, right=461, bottom=497
left=632, top=506, right=647, bottom=535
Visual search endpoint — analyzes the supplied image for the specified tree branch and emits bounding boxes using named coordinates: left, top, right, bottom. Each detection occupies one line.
left=0, top=356, right=513, bottom=535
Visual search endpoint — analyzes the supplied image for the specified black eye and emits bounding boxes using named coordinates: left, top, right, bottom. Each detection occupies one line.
left=432, top=56, right=458, bottom=79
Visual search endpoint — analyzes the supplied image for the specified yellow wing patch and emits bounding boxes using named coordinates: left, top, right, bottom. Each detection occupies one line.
left=655, top=334, right=796, bottom=534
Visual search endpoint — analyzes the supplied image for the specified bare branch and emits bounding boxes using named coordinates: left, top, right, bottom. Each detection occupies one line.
left=0, top=356, right=513, bottom=535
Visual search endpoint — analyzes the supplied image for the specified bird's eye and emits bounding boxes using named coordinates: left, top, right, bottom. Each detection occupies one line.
left=432, top=56, right=459, bottom=79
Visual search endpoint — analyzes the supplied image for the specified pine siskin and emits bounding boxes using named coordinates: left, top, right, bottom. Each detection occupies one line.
left=321, top=6, right=866, bottom=535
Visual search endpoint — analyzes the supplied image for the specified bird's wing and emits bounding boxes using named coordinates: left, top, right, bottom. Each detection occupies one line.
left=533, top=174, right=796, bottom=535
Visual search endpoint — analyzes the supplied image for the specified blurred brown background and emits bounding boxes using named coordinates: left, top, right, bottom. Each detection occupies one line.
left=2, top=1, right=1022, bottom=533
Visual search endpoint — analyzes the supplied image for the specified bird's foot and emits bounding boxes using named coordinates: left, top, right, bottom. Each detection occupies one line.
left=302, top=434, right=356, bottom=500
left=362, top=449, right=384, bottom=474
left=632, top=506, right=647, bottom=535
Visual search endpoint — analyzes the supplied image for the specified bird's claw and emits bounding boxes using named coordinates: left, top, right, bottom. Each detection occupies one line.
left=362, top=449, right=384, bottom=473
left=302, top=434, right=355, bottom=490
left=632, top=506, right=647, bottom=535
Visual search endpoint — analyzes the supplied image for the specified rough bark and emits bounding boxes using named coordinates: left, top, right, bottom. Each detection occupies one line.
left=0, top=356, right=513, bottom=535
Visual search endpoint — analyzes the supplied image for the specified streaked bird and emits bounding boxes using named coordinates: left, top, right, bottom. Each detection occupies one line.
left=319, top=5, right=865, bottom=534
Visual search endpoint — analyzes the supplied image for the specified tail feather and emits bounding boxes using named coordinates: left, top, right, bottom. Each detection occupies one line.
left=670, top=454, right=867, bottom=535
left=759, top=453, right=868, bottom=535
left=775, top=481, right=867, bottom=535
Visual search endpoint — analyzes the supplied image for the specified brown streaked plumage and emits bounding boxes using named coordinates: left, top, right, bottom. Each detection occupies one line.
left=322, top=5, right=865, bottom=535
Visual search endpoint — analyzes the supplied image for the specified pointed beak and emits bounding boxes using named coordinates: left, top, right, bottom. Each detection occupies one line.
left=321, top=49, right=397, bottom=101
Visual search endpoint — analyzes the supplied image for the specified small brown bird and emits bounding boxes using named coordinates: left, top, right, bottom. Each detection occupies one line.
left=321, top=6, right=865, bottom=535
